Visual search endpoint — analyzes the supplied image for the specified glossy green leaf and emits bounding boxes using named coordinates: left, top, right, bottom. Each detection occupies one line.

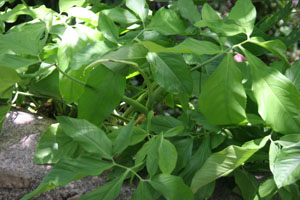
left=228, top=0, right=256, bottom=36
left=234, top=168, right=258, bottom=200
left=98, top=12, right=119, bottom=43
left=0, top=22, right=46, bottom=56
left=191, top=136, right=269, bottom=193
left=243, top=49, right=300, bottom=134
left=59, top=0, right=84, bottom=12
left=269, top=140, right=300, bottom=188
left=0, top=54, right=39, bottom=73
left=158, top=139, right=177, bottom=174
left=21, top=156, right=113, bottom=200
left=126, top=0, right=148, bottom=22
left=147, top=52, right=193, bottom=95
left=34, top=123, right=79, bottom=164
left=286, top=60, right=300, bottom=91
left=78, top=170, right=129, bottom=200
left=178, top=0, right=201, bottom=22
left=102, top=8, right=139, bottom=24
left=150, top=174, right=194, bottom=200
left=249, top=37, right=289, bottom=64
left=113, top=118, right=135, bottom=154
left=148, top=7, right=186, bottom=35
left=57, top=116, right=113, bottom=159
left=78, top=65, right=126, bottom=125
left=140, top=38, right=220, bottom=55
left=199, top=54, right=247, bottom=125
left=258, top=178, right=277, bottom=199
left=131, top=181, right=154, bottom=200
left=0, top=66, right=20, bottom=98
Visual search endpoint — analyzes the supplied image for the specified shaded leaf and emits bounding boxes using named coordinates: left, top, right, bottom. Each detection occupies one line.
left=131, top=181, right=155, bottom=200
left=0, top=54, right=39, bottom=73
left=113, top=118, right=135, bottom=154
left=234, top=168, right=258, bottom=200
left=178, top=0, right=201, bottom=22
left=98, top=12, right=119, bottom=43
left=0, top=66, right=20, bottom=98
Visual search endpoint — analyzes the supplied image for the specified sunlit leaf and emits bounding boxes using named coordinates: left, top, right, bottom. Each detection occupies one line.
left=102, top=7, right=139, bottom=24
left=98, top=12, right=119, bottom=43
left=126, top=0, right=148, bottom=22
left=178, top=0, right=201, bottom=22
left=59, top=0, right=84, bottom=12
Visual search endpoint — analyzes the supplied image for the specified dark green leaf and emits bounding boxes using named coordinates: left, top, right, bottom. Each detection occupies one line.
left=158, top=139, right=177, bottom=174
left=0, top=104, right=10, bottom=133
left=191, top=136, right=269, bottom=193
left=98, top=12, right=119, bottom=43
left=113, top=118, right=135, bottom=154
left=34, top=123, right=79, bottom=164
left=78, top=65, right=126, bottom=125
left=199, top=54, right=247, bottom=125
left=178, top=0, right=201, bottom=22
left=78, top=170, right=129, bottom=200
left=173, top=138, right=193, bottom=172
left=126, top=0, right=148, bottom=22
left=130, top=126, right=148, bottom=146
left=57, top=116, right=113, bottom=159
left=164, top=126, right=184, bottom=137
left=0, top=66, right=20, bottom=98
left=234, top=168, right=258, bottom=200
left=21, top=156, right=113, bottom=200
left=150, top=174, right=194, bottom=200
left=131, top=181, right=154, bottom=200
left=148, top=7, right=186, bottom=35
left=147, top=52, right=193, bottom=95
left=135, top=137, right=154, bottom=166
left=243, top=49, right=300, bottom=134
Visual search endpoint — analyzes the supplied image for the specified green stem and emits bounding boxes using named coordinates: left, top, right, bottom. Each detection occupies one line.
left=110, top=113, right=130, bottom=123
left=112, top=160, right=147, bottom=181
left=84, top=59, right=153, bottom=109
left=123, top=96, right=148, bottom=115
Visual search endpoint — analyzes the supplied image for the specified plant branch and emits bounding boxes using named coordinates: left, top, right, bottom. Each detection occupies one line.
left=123, top=96, right=148, bottom=115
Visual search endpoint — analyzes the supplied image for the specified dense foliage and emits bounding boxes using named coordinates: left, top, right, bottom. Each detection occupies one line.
left=1, top=0, right=300, bottom=199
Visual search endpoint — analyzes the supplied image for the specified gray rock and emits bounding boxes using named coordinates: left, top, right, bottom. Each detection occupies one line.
left=0, top=109, right=135, bottom=200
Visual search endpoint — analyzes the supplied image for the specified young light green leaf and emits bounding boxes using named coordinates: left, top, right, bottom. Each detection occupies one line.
left=269, top=141, right=300, bottom=188
left=59, top=0, right=84, bottom=12
left=148, top=7, right=186, bottom=35
left=228, top=0, right=256, bottom=36
left=102, top=8, right=139, bottom=24
left=98, top=13, right=119, bottom=43
left=78, top=65, right=126, bottom=125
left=125, top=0, right=148, bottom=22
left=21, top=156, right=113, bottom=200
left=34, top=123, right=79, bottom=164
left=140, top=38, right=221, bottom=55
left=191, top=136, right=269, bottom=193
left=249, top=37, right=289, bottom=64
left=113, top=118, right=135, bottom=154
left=0, top=66, right=20, bottom=98
left=178, top=0, right=201, bottom=22
left=78, top=170, right=129, bottom=200
left=150, top=174, right=194, bottom=200
left=234, top=168, right=258, bottom=200
left=146, top=52, right=193, bottom=95
left=243, top=49, right=300, bottom=134
left=158, top=139, right=178, bottom=174
left=57, top=116, right=113, bottom=159
left=131, top=181, right=155, bottom=200
left=258, top=178, right=277, bottom=199
left=199, top=54, right=247, bottom=125
left=286, top=60, right=300, bottom=91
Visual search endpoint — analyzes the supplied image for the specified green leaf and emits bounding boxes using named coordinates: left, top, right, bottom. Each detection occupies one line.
left=34, top=123, right=79, bottom=164
left=146, top=52, right=193, bottom=95
left=0, top=54, right=40, bottom=73
left=150, top=115, right=183, bottom=133
left=0, top=66, right=20, bottom=98
left=67, top=7, right=98, bottom=25
left=21, top=156, right=113, bottom=200
left=258, top=178, right=277, bottom=199
left=234, top=168, right=258, bottom=200
left=146, top=135, right=161, bottom=177
left=164, top=126, right=184, bottom=138
left=228, top=0, right=256, bottom=36
left=178, top=0, right=201, bottom=22
left=57, top=116, right=113, bottom=159
left=130, top=126, right=148, bottom=146
left=278, top=184, right=300, bottom=200
left=113, top=118, right=135, bottom=154
left=173, top=138, right=193, bottom=173
left=135, top=137, right=154, bottom=166
left=199, top=54, right=247, bottom=125
left=191, top=136, right=269, bottom=193
left=0, top=104, right=10, bottom=133
left=126, top=0, right=148, bottom=22
left=150, top=174, right=194, bottom=200
left=102, top=8, right=139, bottom=24
left=243, top=49, right=300, bottom=134
left=78, top=65, right=126, bottom=125
left=158, top=139, right=178, bottom=174
left=78, top=170, right=129, bottom=200
left=269, top=140, right=300, bottom=188
left=98, top=12, right=119, bottom=43
left=148, top=7, right=186, bottom=35
left=140, top=38, right=221, bottom=55
left=131, top=181, right=155, bottom=200
left=249, top=37, right=289, bottom=64
left=286, top=60, right=300, bottom=91
left=0, top=22, right=46, bottom=56
left=59, top=0, right=84, bottom=12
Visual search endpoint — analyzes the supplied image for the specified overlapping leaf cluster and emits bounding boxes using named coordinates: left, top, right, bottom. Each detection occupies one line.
left=1, top=0, right=300, bottom=199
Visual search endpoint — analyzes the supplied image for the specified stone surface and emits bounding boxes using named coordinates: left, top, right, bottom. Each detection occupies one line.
left=0, top=109, right=135, bottom=200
